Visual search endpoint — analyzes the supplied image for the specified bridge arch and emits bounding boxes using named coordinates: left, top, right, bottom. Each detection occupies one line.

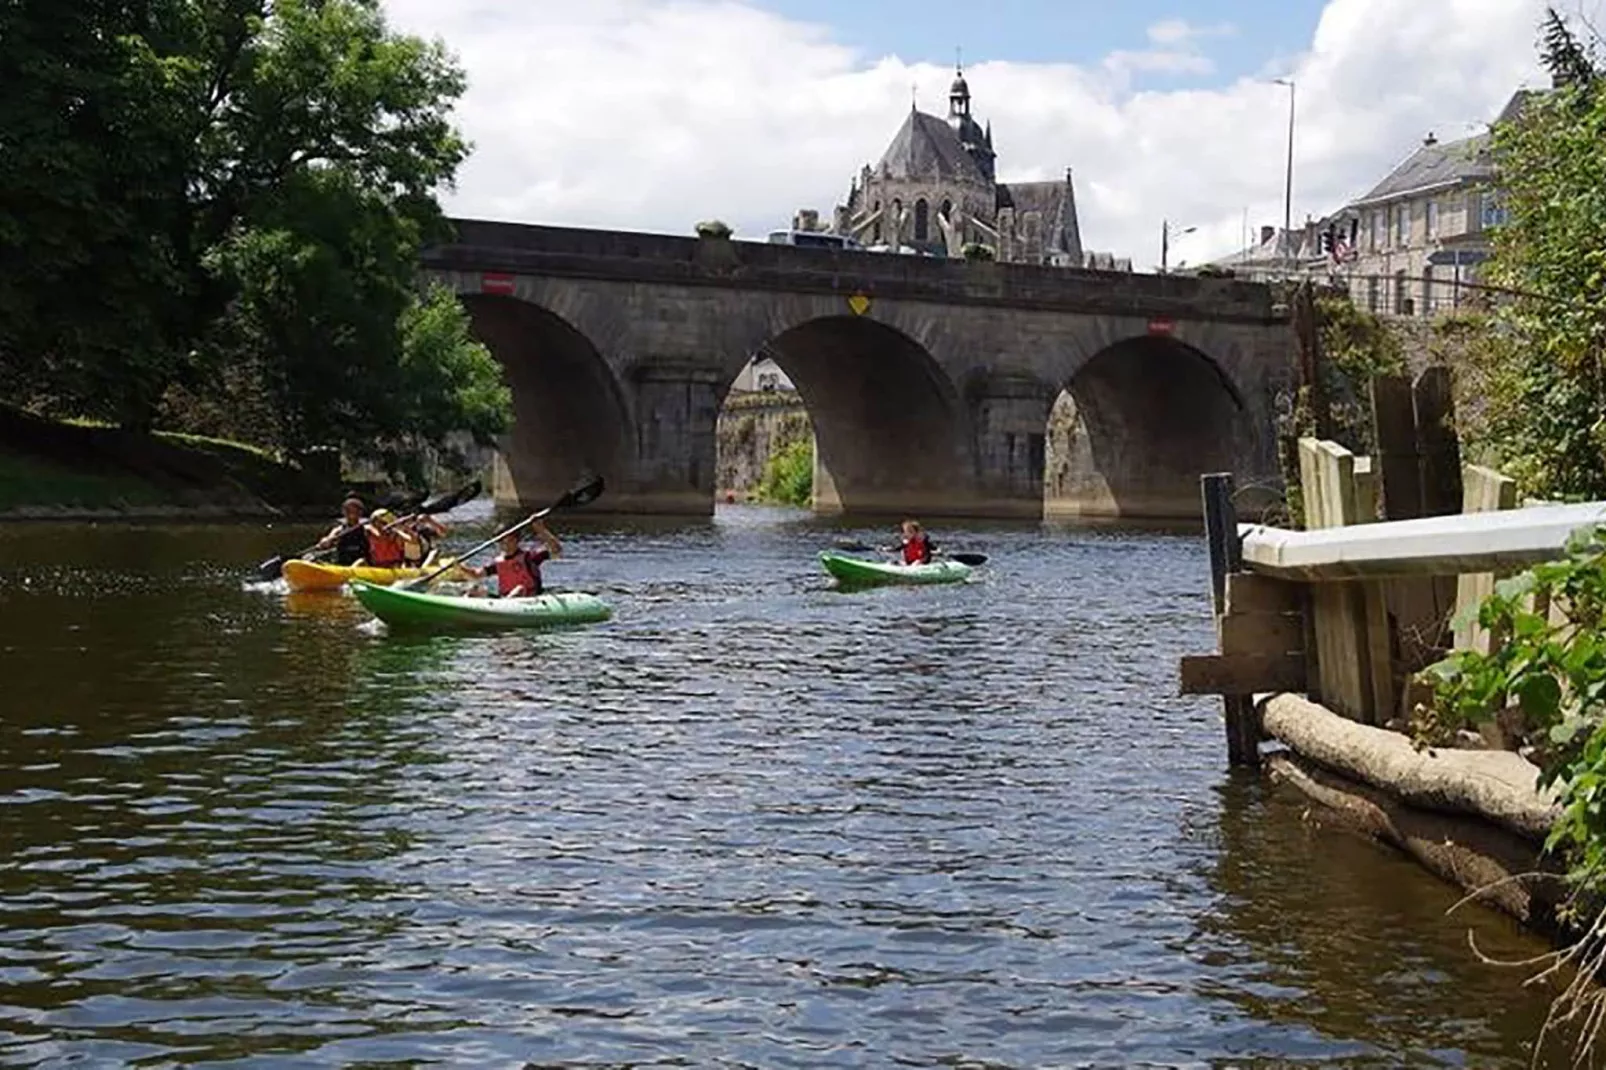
left=1045, top=333, right=1255, bottom=521
left=456, top=293, right=631, bottom=509
left=732, top=315, right=971, bottom=515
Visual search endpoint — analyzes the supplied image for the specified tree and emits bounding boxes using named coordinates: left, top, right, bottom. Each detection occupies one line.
left=0, top=0, right=509, bottom=467
left=1464, top=9, right=1606, bottom=500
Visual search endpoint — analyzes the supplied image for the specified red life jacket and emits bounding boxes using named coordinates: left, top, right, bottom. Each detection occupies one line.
left=902, top=534, right=932, bottom=565
left=493, top=549, right=548, bottom=597
left=365, top=527, right=406, bottom=568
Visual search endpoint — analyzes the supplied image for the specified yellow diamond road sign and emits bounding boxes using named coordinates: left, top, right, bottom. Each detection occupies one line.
left=847, top=293, right=871, bottom=316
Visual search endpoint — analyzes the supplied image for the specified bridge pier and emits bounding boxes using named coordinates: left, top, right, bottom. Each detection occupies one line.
left=619, top=360, right=723, bottom=515
left=970, top=375, right=1056, bottom=519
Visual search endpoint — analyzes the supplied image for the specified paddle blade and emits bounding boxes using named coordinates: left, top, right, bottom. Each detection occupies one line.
left=554, top=475, right=605, bottom=511
left=418, top=478, right=482, bottom=515
left=834, top=539, right=874, bottom=553
left=255, top=555, right=287, bottom=581
left=948, top=552, right=988, bottom=567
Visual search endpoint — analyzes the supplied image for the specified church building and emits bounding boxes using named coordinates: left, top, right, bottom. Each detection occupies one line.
left=832, top=67, right=1098, bottom=266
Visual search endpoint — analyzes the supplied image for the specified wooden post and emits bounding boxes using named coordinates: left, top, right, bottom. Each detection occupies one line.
left=1202, top=473, right=1259, bottom=768
left=1299, top=438, right=1381, bottom=723
left=1371, top=375, right=1423, bottom=521
left=1414, top=366, right=1462, bottom=517
left=1454, top=465, right=1519, bottom=655
left=1414, top=365, right=1464, bottom=645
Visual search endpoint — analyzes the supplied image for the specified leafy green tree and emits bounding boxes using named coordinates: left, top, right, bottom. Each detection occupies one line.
left=0, top=0, right=509, bottom=467
left=1466, top=9, right=1606, bottom=500
left=754, top=434, right=814, bottom=507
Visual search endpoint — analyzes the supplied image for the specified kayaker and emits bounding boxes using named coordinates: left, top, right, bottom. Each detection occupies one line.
left=465, top=521, right=561, bottom=598
left=362, top=509, right=417, bottom=569
left=314, top=496, right=371, bottom=566
left=401, top=515, right=448, bottom=566
left=892, top=519, right=934, bottom=565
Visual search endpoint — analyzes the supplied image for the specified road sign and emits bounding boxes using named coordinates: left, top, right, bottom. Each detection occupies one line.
left=1427, top=249, right=1488, bottom=267
left=847, top=293, right=871, bottom=315
left=481, top=272, right=516, bottom=295
left=1148, top=317, right=1175, bottom=336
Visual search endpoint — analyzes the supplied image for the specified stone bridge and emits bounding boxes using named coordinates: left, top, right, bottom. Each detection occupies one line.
left=422, top=219, right=1296, bottom=521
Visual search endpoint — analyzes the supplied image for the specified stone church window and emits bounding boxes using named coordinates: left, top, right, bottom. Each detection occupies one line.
left=914, top=199, right=929, bottom=242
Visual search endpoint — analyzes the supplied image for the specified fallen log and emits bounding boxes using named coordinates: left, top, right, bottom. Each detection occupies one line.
left=1260, top=693, right=1561, bottom=843
left=1266, top=752, right=1569, bottom=937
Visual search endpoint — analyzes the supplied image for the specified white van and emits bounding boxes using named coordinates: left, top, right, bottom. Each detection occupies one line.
left=767, top=229, right=862, bottom=251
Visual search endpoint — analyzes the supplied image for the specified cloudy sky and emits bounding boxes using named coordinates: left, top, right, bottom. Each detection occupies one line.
left=379, top=0, right=1591, bottom=269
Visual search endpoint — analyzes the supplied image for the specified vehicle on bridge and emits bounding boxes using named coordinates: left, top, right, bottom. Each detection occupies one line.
left=766, top=229, right=863, bottom=251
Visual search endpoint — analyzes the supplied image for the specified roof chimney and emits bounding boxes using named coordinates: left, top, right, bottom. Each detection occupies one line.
left=1423, top=131, right=1438, bottom=146
left=1259, top=225, right=1276, bottom=246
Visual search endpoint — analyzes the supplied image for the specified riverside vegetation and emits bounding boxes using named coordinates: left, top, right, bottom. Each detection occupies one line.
left=0, top=1, right=511, bottom=498
left=1397, top=10, right=1606, bottom=1061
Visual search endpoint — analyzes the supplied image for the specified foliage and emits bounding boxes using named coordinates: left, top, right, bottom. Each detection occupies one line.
left=0, top=0, right=508, bottom=470
left=1314, top=293, right=1407, bottom=456
left=1416, top=524, right=1606, bottom=1057
left=695, top=219, right=733, bottom=240
left=961, top=242, right=996, bottom=262
left=753, top=435, right=813, bottom=507
left=1465, top=11, right=1606, bottom=502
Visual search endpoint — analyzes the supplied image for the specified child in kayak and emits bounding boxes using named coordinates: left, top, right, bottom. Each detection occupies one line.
left=361, top=509, right=419, bottom=569
left=401, top=514, right=449, bottom=567
left=891, top=519, right=934, bottom=565
left=314, top=496, right=370, bottom=566
left=465, top=520, right=562, bottom=598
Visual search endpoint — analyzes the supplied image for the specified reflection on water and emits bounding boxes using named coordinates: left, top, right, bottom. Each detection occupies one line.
left=0, top=504, right=1581, bottom=1066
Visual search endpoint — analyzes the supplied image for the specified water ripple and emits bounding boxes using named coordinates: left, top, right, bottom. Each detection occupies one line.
left=0, top=510, right=1576, bottom=1067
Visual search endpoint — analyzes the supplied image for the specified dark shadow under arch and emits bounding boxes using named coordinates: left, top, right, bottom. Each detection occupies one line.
left=742, top=316, right=968, bottom=515
left=1046, top=335, right=1250, bottom=521
left=459, top=294, right=630, bottom=507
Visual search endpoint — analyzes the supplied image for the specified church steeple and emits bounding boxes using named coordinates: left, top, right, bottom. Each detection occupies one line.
left=949, top=60, right=971, bottom=120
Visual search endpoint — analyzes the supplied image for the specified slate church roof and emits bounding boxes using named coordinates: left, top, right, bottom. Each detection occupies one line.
left=877, top=109, right=990, bottom=182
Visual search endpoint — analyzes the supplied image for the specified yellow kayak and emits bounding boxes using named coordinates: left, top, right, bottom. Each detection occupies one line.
left=281, top=558, right=468, bottom=593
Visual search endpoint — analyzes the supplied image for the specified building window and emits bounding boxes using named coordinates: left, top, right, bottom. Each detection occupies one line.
left=1394, top=269, right=1409, bottom=314
left=1425, top=199, right=1438, bottom=239
left=1394, top=204, right=1409, bottom=247
left=1422, top=265, right=1435, bottom=316
left=914, top=199, right=929, bottom=242
left=1366, top=275, right=1380, bottom=312
left=1482, top=194, right=1509, bottom=229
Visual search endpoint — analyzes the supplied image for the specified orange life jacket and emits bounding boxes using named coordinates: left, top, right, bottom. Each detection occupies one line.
left=365, top=527, right=406, bottom=568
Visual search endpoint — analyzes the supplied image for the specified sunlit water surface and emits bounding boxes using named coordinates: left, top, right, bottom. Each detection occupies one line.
left=0, top=504, right=1576, bottom=1067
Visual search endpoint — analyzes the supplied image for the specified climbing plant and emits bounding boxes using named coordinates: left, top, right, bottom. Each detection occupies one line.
left=1417, top=524, right=1606, bottom=1055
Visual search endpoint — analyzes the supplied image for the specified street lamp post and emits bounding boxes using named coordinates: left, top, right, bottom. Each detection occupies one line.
left=1160, top=220, right=1197, bottom=274
left=1273, top=77, right=1296, bottom=273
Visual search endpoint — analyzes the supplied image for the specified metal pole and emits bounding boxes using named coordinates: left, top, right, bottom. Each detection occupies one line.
left=1280, top=80, right=1295, bottom=274
left=1161, top=221, right=1169, bottom=274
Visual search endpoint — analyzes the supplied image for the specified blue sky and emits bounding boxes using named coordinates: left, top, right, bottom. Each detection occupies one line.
left=756, top=0, right=1326, bottom=84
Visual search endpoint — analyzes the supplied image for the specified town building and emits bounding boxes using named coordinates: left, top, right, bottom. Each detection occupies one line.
left=1200, top=90, right=1538, bottom=317
left=825, top=67, right=1126, bottom=269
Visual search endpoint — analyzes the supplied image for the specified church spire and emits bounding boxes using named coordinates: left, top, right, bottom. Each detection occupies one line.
left=949, top=51, right=971, bottom=119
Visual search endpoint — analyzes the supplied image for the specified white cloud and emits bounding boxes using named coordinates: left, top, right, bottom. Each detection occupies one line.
left=1146, top=18, right=1236, bottom=47
left=380, top=0, right=1551, bottom=268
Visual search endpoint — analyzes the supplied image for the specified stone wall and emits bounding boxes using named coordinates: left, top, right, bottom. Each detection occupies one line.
left=717, top=390, right=812, bottom=500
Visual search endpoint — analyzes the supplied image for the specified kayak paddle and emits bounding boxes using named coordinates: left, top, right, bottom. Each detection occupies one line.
left=254, top=478, right=482, bottom=581
left=832, top=538, right=987, bottom=567
left=396, top=474, right=605, bottom=592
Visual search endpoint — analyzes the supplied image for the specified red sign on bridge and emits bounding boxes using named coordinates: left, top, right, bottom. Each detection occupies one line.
left=1147, top=317, right=1175, bottom=336
left=481, top=272, right=516, bottom=296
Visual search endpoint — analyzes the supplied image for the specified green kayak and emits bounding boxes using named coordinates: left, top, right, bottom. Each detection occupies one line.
left=351, top=580, right=612, bottom=630
left=819, top=550, right=973, bottom=587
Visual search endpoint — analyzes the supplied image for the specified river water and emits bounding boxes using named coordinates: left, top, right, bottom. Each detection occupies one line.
left=0, top=504, right=1579, bottom=1067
